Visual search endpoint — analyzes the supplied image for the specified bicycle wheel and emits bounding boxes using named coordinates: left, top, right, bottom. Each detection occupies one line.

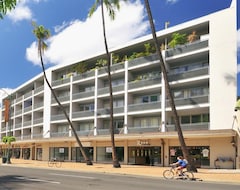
left=183, top=171, right=194, bottom=180
left=48, top=160, right=54, bottom=167
left=55, top=161, right=62, bottom=168
left=163, top=170, right=174, bottom=179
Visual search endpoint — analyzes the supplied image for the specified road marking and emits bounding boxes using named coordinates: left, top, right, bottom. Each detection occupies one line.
left=49, top=173, right=96, bottom=179
left=15, top=176, right=60, bottom=184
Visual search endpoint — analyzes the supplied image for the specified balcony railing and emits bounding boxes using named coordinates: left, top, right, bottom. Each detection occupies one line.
left=72, top=91, right=94, bottom=100
left=72, top=111, right=94, bottom=119
left=128, top=77, right=161, bottom=90
left=52, top=78, right=70, bottom=87
left=128, top=101, right=161, bottom=112
left=128, top=54, right=158, bottom=68
left=166, top=123, right=209, bottom=131
left=168, top=67, right=209, bottom=82
left=72, top=70, right=95, bottom=82
left=98, top=62, right=125, bottom=75
left=98, top=84, right=124, bottom=96
left=52, top=95, right=70, bottom=103
left=165, top=40, right=208, bottom=58
left=51, top=132, right=69, bottom=137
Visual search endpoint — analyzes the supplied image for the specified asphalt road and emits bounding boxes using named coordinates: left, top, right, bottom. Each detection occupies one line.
left=0, top=166, right=239, bottom=190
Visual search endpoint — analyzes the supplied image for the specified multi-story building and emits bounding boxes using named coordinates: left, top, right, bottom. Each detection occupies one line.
left=0, top=1, right=239, bottom=169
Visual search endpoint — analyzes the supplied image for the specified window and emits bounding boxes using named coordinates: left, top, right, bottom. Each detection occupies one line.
left=181, top=116, right=190, bottom=124
left=191, top=115, right=201, bottom=123
left=142, top=95, right=158, bottom=103
left=80, top=103, right=94, bottom=111
left=173, top=90, right=184, bottom=99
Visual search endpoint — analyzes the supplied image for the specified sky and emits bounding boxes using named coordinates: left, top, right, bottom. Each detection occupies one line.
left=0, top=0, right=239, bottom=98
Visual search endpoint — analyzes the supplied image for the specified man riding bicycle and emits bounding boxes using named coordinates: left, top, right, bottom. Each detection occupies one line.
left=171, top=156, right=188, bottom=175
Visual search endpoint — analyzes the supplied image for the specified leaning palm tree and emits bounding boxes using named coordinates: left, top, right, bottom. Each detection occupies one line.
left=32, top=22, right=92, bottom=165
left=89, top=0, right=124, bottom=168
left=144, top=0, right=197, bottom=172
left=0, top=0, right=16, bottom=19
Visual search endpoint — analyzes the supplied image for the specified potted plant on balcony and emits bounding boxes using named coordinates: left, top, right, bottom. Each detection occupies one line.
left=168, top=32, right=187, bottom=48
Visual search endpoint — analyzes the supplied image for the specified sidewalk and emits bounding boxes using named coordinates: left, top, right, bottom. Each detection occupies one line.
left=2, top=159, right=240, bottom=184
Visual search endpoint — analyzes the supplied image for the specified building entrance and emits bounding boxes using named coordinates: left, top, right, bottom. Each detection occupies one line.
left=128, top=147, right=161, bottom=166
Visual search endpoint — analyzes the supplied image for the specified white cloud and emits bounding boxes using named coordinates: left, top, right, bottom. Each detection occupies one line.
left=166, top=0, right=179, bottom=4
left=7, top=0, right=46, bottom=22
left=25, top=0, right=149, bottom=66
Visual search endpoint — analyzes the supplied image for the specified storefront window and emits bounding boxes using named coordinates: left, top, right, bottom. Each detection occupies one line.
left=169, top=146, right=210, bottom=167
left=96, top=147, right=124, bottom=162
left=128, top=147, right=161, bottom=166
left=49, top=147, right=68, bottom=161
left=71, top=147, right=93, bottom=162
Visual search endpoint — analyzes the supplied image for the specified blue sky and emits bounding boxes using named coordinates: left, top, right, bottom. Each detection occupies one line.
left=0, top=0, right=239, bottom=98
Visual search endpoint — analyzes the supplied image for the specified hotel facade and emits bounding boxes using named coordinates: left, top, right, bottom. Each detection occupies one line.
left=1, top=1, right=239, bottom=169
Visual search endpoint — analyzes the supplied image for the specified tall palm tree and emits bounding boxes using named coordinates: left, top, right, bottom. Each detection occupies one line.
left=144, top=0, right=197, bottom=172
left=0, top=0, right=16, bottom=19
left=32, top=22, right=92, bottom=165
left=89, top=0, right=124, bottom=168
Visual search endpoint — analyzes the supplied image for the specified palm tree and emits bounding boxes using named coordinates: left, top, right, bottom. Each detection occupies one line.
left=144, top=0, right=197, bottom=172
left=32, top=22, right=92, bottom=165
left=0, top=0, right=16, bottom=19
left=89, top=0, right=124, bottom=168
left=2, top=135, right=16, bottom=163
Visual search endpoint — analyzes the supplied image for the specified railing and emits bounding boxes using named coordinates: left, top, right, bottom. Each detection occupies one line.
left=72, top=70, right=95, bottom=82
left=52, top=95, right=70, bottom=103
left=128, top=54, right=159, bottom=68
left=33, top=118, right=43, bottom=125
left=33, top=102, right=44, bottom=109
left=166, top=123, right=209, bottom=131
left=72, top=111, right=94, bottom=119
left=98, top=62, right=125, bottom=75
left=165, top=40, right=208, bottom=58
left=168, top=67, right=209, bottom=82
left=52, top=78, right=70, bottom=87
left=51, top=132, right=69, bottom=137
left=98, top=84, right=124, bottom=96
left=128, top=77, right=161, bottom=90
left=34, top=86, right=44, bottom=94
left=72, top=91, right=94, bottom=100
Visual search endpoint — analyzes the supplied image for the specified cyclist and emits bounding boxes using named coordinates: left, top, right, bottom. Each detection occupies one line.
left=171, top=156, right=188, bottom=175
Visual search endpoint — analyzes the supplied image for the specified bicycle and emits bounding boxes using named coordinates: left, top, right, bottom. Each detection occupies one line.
left=163, top=165, right=194, bottom=180
left=48, top=158, right=62, bottom=168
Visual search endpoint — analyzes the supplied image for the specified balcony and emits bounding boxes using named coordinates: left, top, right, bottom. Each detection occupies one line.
left=72, top=111, right=94, bottom=119
left=52, top=95, right=70, bottom=104
left=168, top=67, right=209, bottom=82
left=72, top=91, right=94, bottom=100
left=34, top=86, right=44, bottom=94
left=98, top=84, right=124, bottom=96
left=33, top=118, right=43, bottom=125
left=166, top=123, right=209, bottom=131
left=98, top=62, right=125, bottom=75
left=51, top=132, right=69, bottom=138
left=168, top=96, right=209, bottom=107
left=128, top=126, right=159, bottom=134
left=52, top=78, right=70, bottom=87
left=51, top=114, right=67, bottom=121
left=128, top=77, right=161, bottom=91
left=128, top=101, right=161, bottom=112
left=165, top=40, right=208, bottom=58
left=128, top=54, right=158, bottom=69
left=72, top=70, right=95, bottom=82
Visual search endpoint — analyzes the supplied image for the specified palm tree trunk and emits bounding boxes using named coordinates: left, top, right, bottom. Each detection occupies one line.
left=144, top=0, right=197, bottom=172
left=39, top=48, right=92, bottom=165
left=100, top=0, right=120, bottom=168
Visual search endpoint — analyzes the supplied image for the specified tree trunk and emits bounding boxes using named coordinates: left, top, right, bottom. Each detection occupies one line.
left=144, top=0, right=197, bottom=172
left=39, top=48, right=92, bottom=165
left=101, top=0, right=120, bottom=168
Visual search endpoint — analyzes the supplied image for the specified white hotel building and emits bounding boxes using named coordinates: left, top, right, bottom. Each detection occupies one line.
left=1, top=1, right=239, bottom=169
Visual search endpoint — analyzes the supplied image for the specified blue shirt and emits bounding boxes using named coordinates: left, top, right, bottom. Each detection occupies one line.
left=177, top=159, right=187, bottom=167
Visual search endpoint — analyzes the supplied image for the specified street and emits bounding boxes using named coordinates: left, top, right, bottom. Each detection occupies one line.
left=0, top=166, right=239, bottom=190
